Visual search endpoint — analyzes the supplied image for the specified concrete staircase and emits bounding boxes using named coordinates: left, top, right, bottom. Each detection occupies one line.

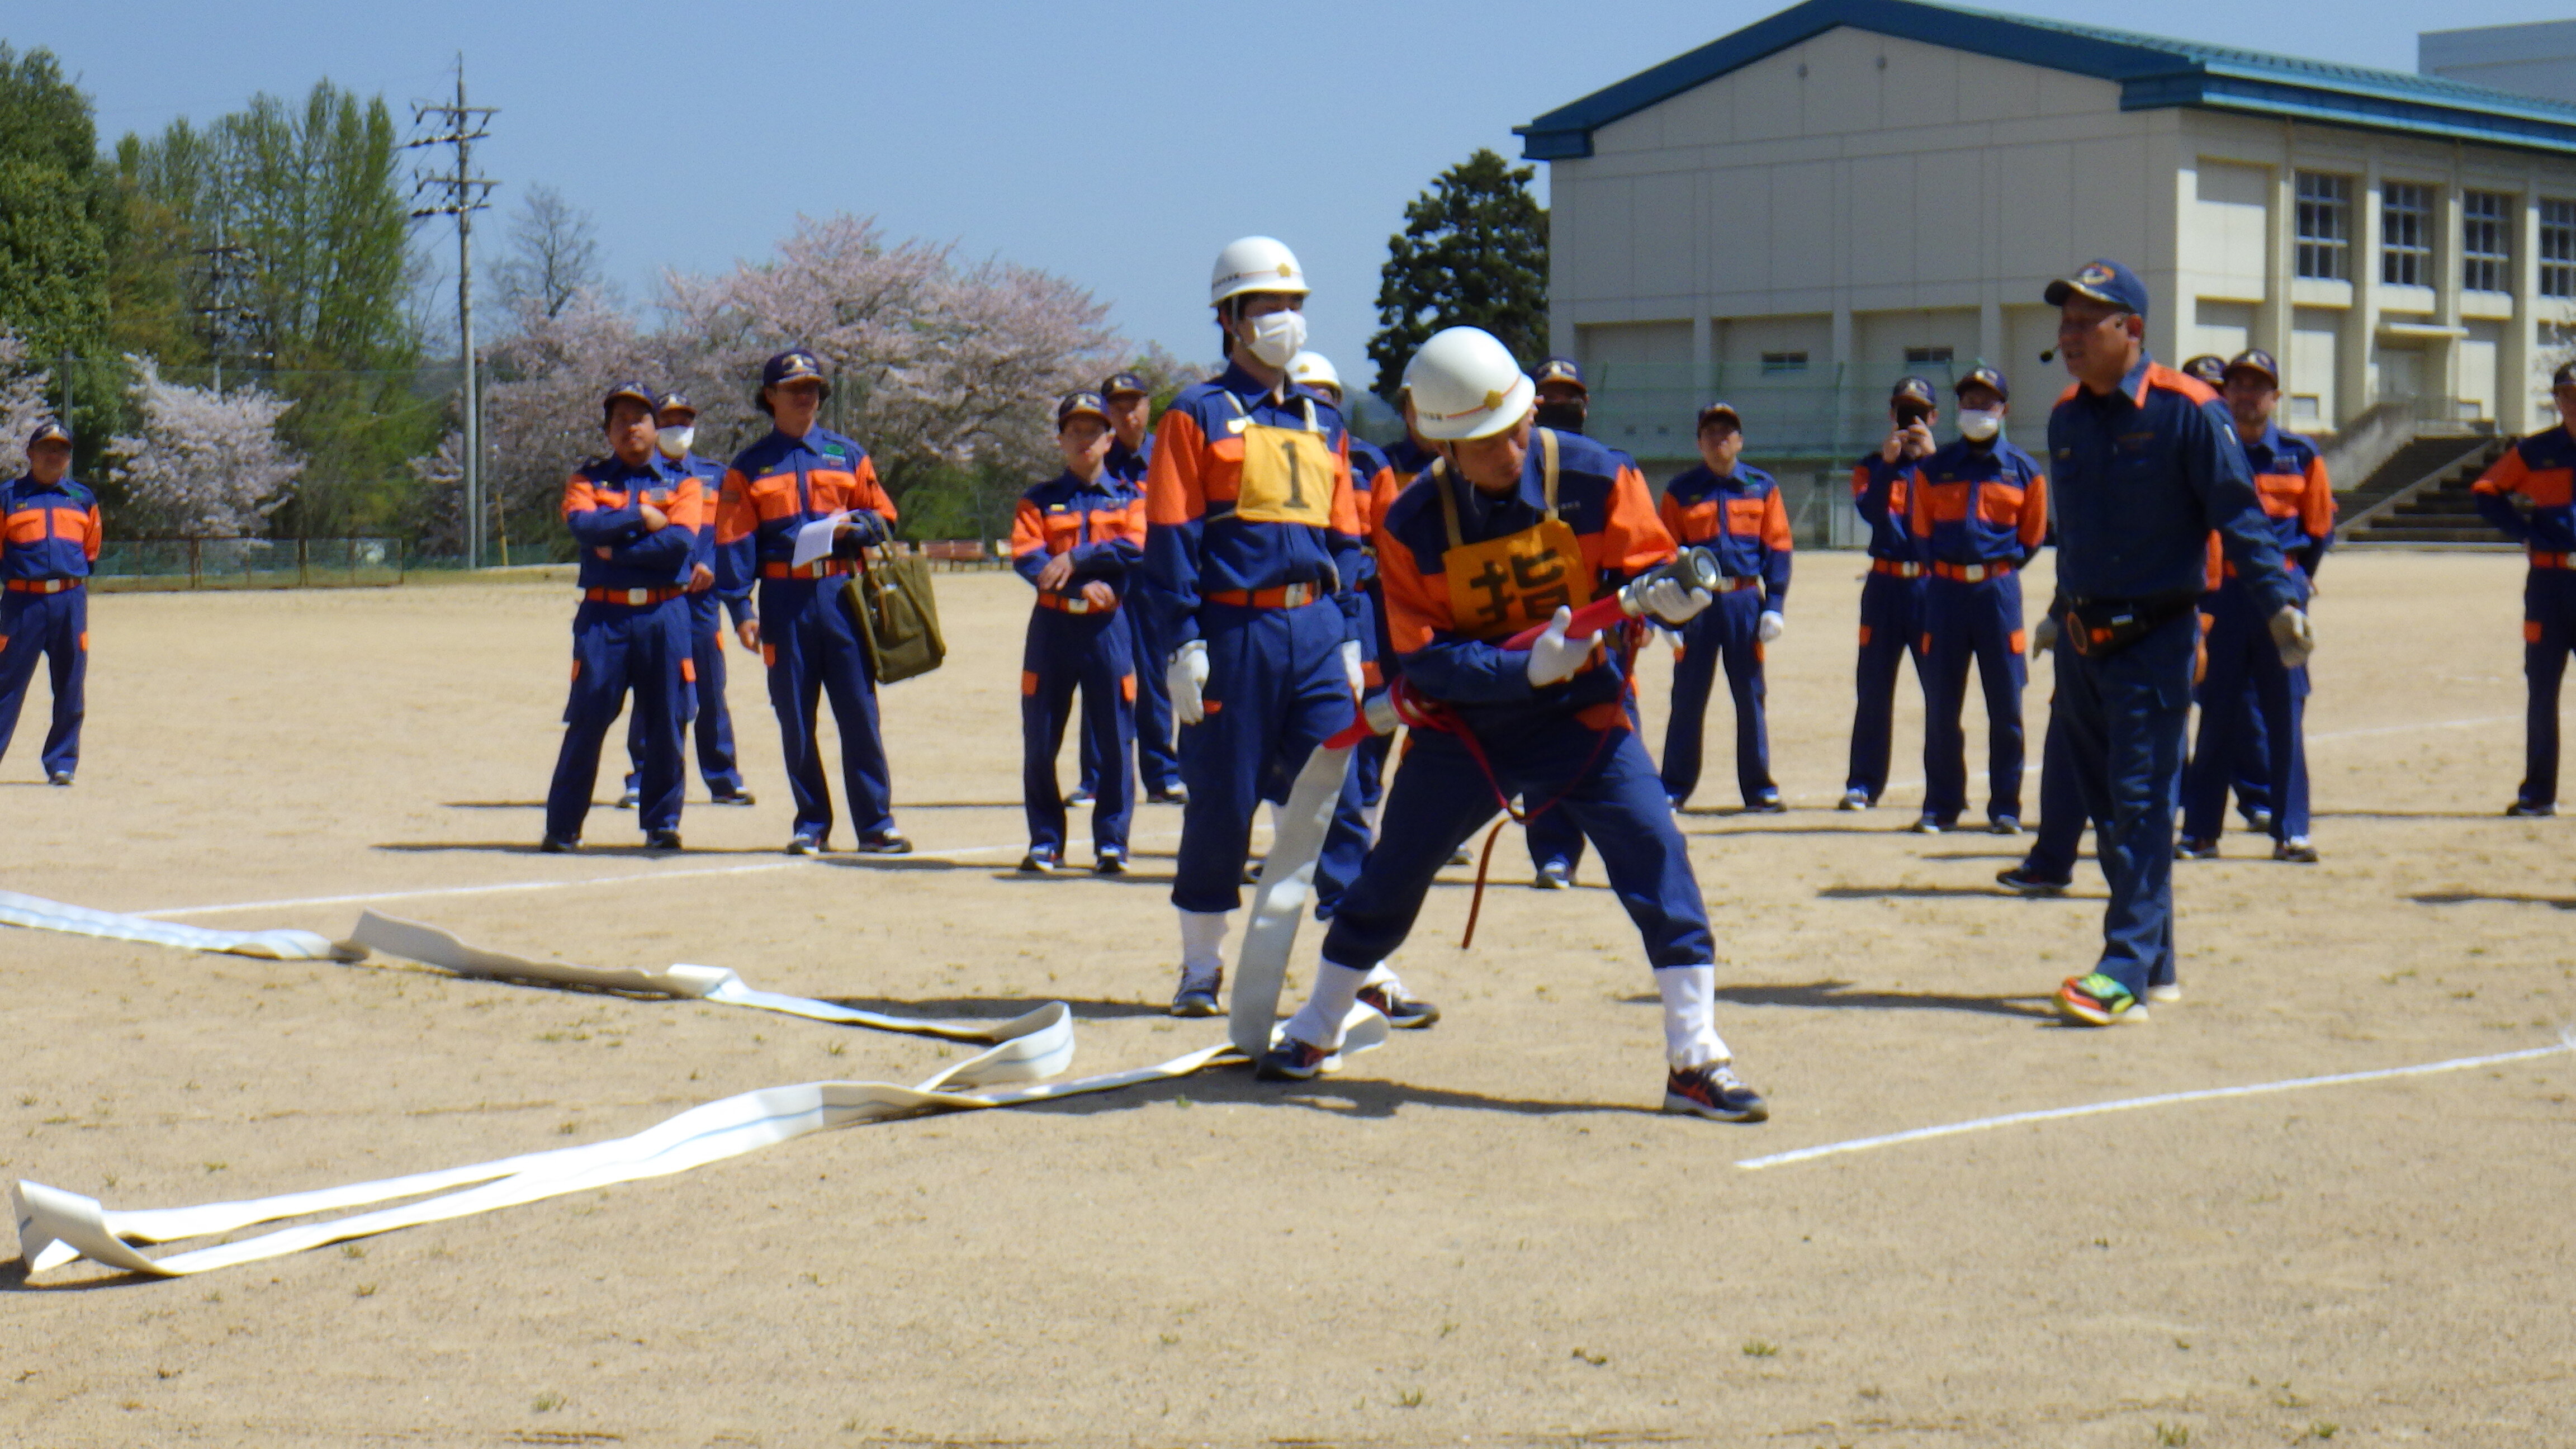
left=2336, top=434, right=2515, bottom=546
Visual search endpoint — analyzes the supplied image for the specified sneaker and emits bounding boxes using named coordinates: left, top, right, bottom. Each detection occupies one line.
left=1358, top=982, right=1441, bottom=1029
left=1242, top=858, right=1265, bottom=884
left=1147, top=784, right=1190, bottom=805
left=2055, top=972, right=2150, bottom=1026
left=2507, top=799, right=2556, bottom=818
left=643, top=828, right=682, bottom=851
left=1094, top=849, right=1128, bottom=877
left=1067, top=787, right=1096, bottom=807
left=709, top=787, right=757, bottom=806
left=1533, top=860, right=1573, bottom=890
left=2242, top=807, right=2273, bottom=834
left=1254, top=1035, right=1333, bottom=1082
left=614, top=787, right=638, bottom=810
left=854, top=830, right=912, bottom=856
left=2273, top=836, right=2319, bottom=863
left=45, top=771, right=70, bottom=788
left=1988, top=816, right=2022, bottom=836
left=2175, top=837, right=2218, bottom=860
left=1837, top=788, right=1872, bottom=811
left=538, top=835, right=580, bottom=854
left=1017, top=846, right=1058, bottom=875
left=1447, top=846, right=1474, bottom=866
left=1170, top=969, right=1223, bottom=1018
left=2146, top=983, right=2184, bottom=1004
left=1745, top=794, right=1786, bottom=815
left=1908, top=815, right=1948, bottom=835
left=786, top=829, right=827, bottom=856
left=1663, top=1062, right=1768, bottom=1123
left=1995, top=865, right=2069, bottom=896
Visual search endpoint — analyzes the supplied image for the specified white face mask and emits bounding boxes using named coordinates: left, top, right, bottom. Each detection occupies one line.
left=656, top=425, right=695, bottom=459
left=1957, top=409, right=2003, bottom=443
left=1242, top=309, right=1307, bottom=370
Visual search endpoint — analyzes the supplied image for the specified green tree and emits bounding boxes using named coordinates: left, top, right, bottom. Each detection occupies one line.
left=0, top=44, right=111, bottom=472
left=1367, top=148, right=1548, bottom=400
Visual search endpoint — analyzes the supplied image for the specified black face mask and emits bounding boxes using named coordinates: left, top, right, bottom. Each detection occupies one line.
left=1533, top=401, right=1588, bottom=434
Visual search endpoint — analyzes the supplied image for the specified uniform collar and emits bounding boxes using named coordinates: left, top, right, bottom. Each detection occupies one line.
left=1218, top=359, right=1296, bottom=409
left=2118, top=353, right=2155, bottom=409
left=2239, top=421, right=2288, bottom=457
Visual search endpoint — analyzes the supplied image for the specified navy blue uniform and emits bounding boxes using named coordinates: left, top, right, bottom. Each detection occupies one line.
left=625, top=450, right=750, bottom=800
left=0, top=472, right=98, bottom=778
left=2472, top=427, right=2576, bottom=809
left=1656, top=463, right=1792, bottom=808
left=1846, top=451, right=1929, bottom=802
left=1080, top=434, right=1182, bottom=801
left=1907, top=437, right=2049, bottom=826
left=1014, top=468, right=1146, bottom=861
left=546, top=456, right=700, bottom=843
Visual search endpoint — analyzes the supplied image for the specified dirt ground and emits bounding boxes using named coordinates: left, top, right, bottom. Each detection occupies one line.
left=3, top=551, right=2571, bottom=1448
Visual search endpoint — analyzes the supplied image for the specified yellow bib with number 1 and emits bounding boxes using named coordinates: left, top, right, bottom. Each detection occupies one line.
left=1234, top=424, right=1338, bottom=527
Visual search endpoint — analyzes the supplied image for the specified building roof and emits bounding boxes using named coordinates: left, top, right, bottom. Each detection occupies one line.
left=1517, top=0, right=2576, bottom=160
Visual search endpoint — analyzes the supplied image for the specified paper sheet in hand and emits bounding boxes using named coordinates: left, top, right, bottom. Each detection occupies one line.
left=790, top=513, right=849, bottom=569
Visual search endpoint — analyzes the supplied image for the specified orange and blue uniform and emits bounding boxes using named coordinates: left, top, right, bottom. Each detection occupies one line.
left=1014, top=467, right=1147, bottom=862
left=544, top=456, right=703, bottom=844
left=1142, top=361, right=1372, bottom=917
left=2473, top=426, right=2576, bottom=809
left=1078, top=433, right=1181, bottom=801
left=1907, top=436, right=2048, bottom=826
left=1657, top=463, right=1792, bottom=808
left=625, top=449, right=749, bottom=802
left=716, top=425, right=901, bottom=846
left=1319, top=428, right=1716, bottom=976
left=0, top=472, right=100, bottom=779
left=1847, top=451, right=1929, bottom=802
left=1524, top=430, right=1649, bottom=878
left=2183, top=426, right=2329, bottom=846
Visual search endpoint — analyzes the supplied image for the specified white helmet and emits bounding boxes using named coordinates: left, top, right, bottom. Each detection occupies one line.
left=1287, top=351, right=1341, bottom=397
left=1210, top=236, right=1309, bottom=307
left=1403, top=326, right=1535, bottom=441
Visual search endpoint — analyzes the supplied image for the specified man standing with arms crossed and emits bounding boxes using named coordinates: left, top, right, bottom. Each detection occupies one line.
left=2042, top=261, right=2310, bottom=1026
left=621, top=390, right=754, bottom=810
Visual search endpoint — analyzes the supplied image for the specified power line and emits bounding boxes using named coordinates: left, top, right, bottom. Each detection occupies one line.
left=405, top=53, right=499, bottom=570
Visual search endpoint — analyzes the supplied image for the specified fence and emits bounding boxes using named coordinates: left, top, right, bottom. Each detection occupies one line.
left=92, top=538, right=405, bottom=592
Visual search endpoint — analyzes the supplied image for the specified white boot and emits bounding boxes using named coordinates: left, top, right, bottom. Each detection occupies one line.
left=1282, top=959, right=1370, bottom=1052
left=1655, top=964, right=1730, bottom=1069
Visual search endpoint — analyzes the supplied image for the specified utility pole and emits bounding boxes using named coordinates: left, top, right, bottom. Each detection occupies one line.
left=191, top=196, right=258, bottom=395
left=407, top=55, right=498, bottom=569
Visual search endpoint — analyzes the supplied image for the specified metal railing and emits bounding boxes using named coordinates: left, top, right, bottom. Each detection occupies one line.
left=91, top=537, right=405, bottom=591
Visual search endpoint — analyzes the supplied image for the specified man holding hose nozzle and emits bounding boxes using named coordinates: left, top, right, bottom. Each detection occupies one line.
left=1253, top=325, right=1768, bottom=1124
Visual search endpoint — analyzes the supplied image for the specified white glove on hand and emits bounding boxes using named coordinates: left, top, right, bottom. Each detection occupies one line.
left=1640, top=576, right=1713, bottom=627
left=1756, top=610, right=1786, bottom=645
left=1167, top=639, right=1211, bottom=725
left=2030, top=613, right=2059, bottom=653
left=1339, top=638, right=1366, bottom=695
left=2269, top=605, right=2315, bottom=669
left=1524, top=606, right=1590, bottom=688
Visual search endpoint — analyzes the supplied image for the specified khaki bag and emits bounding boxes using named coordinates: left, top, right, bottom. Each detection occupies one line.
left=846, top=547, right=946, bottom=684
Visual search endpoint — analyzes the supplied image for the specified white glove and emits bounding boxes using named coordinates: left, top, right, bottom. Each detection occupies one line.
left=1167, top=639, right=1210, bottom=725
left=1640, top=576, right=1712, bottom=627
left=2269, top=605, right=2314, bottom=669
left=2030, top=613, right=2059, bottom=653
left=1756, top=610, right=1785, bottom=644
left=1524, top=606, right=1590, bottom=688
left=1339, top=638, right=1366, bottom=695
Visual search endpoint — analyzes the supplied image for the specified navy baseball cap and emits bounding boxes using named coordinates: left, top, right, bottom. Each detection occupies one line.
left=600, top=381, right=657, bottom=422
left=761, top=349, right=831, bottom=394
left=1100, top=370, right=1149, bottom=399
left=1056, top=390, right=1110, bottom=428
left=1955, top=364, right=2009, bottom=403
left=1696, top=401, right=1741, bottom=430
left=655, top=389, right=697, bottom=418
left=25, top=418, right=71, bottom=448
left=2180, top=355, right=2228, bottom=386
left=2044, top=258, right=2149, bottom=316
left=2555, top=361, right=2576, bottom=390
left=1890, top=376, right=1937, bottom=408
left=2225, top=348, right=2280, bottom=387
left=1533, top=356, right=1587, bottom=394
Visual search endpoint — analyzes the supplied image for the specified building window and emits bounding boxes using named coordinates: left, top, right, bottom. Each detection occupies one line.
left=2542, top=200, right=2576, bottom=299
left=2295, top=172, right=2352, bottom=281
left=1902, top=345, right=1952, bottom=367
left=2464, top=190, right=2512, bottom=293
left=1759, top=351, right=1808, bottom=375
left=2383, top=182, right=2432, bottom=287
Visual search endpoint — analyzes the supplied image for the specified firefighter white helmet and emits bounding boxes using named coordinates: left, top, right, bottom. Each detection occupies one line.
left=1402, top=326, right=1535, bottom=441
left=1209, top=236, right=1309, bottom=307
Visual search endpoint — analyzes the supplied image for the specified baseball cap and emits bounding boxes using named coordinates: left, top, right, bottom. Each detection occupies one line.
left=2044, top=258, right=2149, bottom=316
left=2180, top=355, right=2227, bottom=386
left=1100, top=370, right=1149, bottom=399
left=2225, top=349, right=2280, bottom=387
left=25, top=417, right=71, bottom=448
left=1696, top=401, right=1742, bottom=431
left=1955, top=364, right=2010, bottom=403
left=1056, top=390, right=1110, bottom=428
left=1890, top=376, right=1937, bottom=408
left=655, top=389, right=698, bottom=419
left=761, top=349, right=831, bottom=393
left=1533, top=356, right=1587, bottom=394
left=2554, top=361, right=2576, bottom=390
left=600, top=381, right=657, bottom=421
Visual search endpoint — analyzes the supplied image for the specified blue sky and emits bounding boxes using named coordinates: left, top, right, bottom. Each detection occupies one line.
left=17, top=0, right=2576, bottom=384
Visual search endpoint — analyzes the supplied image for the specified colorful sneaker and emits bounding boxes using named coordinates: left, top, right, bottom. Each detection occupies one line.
left=2055, top=972, right=2149, bottom=1026
left=1017, top=846, right=1058, bottom=875
left=1995, top=865, right=2069, bottom=896
left=1358, top=982, right=1440, bottom=1029
left=2272, top=837, right=2319, bottom=863
left=1170, top=969, right=1223, bottom=1018
left=1533, top=860, right=1573, bottom=890
left=2175, top=837, right=2219, bottom=860
left=1254, top=1035, right=1333, bottom=1082
left=1838, top=788, right=1872, bottom=811
left=854, top=829, right=913, bottom=856
left=2146, top=982, right=2184, bottom=1004
left=1663, top=1063, right=1768, bottom=1123
left=2506, top=799, right=2556, bottom=818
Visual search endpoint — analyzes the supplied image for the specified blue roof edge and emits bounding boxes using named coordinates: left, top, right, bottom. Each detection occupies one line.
left=1516, top=0, right=2576, bottom=160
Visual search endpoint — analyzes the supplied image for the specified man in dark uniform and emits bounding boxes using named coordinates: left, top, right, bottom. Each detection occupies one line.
left=1841, top=376, right=1937, bottom=811
left=1658, top=402, right=1791, bottom=813
left=620, top=390, right=754, bottom=809
left=1079, top=369, right=1185, bottom=808
left=2473, top=361, right=2576, bottom=817
left=2041, top=260, right=2310, bottom=1026
left=0, top=419, right=98, bottom=785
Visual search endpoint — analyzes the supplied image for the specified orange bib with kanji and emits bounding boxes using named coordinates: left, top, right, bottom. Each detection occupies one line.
left=1436, top=429, right=1592, bottom=641
left=1231, top=395, right=1337, bottom=527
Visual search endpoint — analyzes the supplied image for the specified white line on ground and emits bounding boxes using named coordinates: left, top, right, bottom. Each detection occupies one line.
left=1735, top=1035, right=2574, bottom=1171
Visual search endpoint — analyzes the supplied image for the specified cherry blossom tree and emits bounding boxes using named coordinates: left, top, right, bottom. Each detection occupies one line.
left=106, top=356, right=302, bottom=534
left=0, top=328, right=56, bottom=479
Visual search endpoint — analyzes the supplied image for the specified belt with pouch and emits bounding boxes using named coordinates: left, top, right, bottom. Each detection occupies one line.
left=2056, top=590, right=2199, bottom=660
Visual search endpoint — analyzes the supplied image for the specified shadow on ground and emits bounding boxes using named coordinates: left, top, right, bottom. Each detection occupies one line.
left=1615, top=979, right=2055, bottom=1020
